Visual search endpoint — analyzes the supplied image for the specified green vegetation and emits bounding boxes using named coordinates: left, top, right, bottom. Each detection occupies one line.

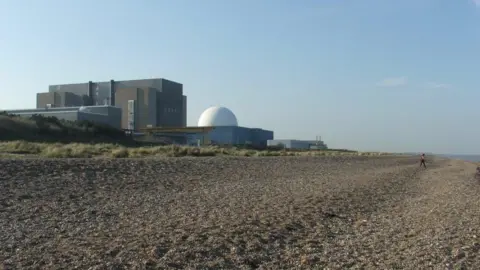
left=0, top=112, right=134, bottom=144
left=0, top=112, right=392, bottom=158
left=0, top=141, right=391, bottom=158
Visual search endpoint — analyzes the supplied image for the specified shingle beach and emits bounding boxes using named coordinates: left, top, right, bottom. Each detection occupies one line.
left=1, top=156, right=479, bottom=269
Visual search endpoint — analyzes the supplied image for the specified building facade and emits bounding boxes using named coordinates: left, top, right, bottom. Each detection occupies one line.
left=189, top=126, right=274, bottom=147
left=267, top=139, right=328, bottom=150
left=36, top=78, right=187, bottom=130
left=5, top=106, right=122, bottom=129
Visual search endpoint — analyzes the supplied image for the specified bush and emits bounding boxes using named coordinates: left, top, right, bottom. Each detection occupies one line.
left=111, top=147, right=129, bottom=158
left=0, top=141, right=392, bottom=158
left=0, top=114, right=132, bottom=144
left=0, top=140, right=43, bottom=154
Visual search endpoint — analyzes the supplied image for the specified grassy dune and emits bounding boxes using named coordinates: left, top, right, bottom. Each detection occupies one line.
left=0, top=114, right=133, bottom=144
left=0, top=114, right=393, bottom=158
left=0, top=140, right=392, bottom=158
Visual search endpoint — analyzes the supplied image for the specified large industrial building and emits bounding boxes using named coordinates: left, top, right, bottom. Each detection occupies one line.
left=141, top=106, right=274, bottom=147
left=35, top=78, right=187, bottom=130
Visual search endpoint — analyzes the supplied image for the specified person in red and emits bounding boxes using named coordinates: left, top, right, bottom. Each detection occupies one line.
left=420, top=153, right=426, bottom=168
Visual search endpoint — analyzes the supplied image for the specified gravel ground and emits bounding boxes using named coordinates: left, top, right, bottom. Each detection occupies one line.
left=1, top=156, right=479, bottom=269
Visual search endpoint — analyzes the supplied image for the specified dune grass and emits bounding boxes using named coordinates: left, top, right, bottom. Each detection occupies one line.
left=0, top=140, right=392, bottom=158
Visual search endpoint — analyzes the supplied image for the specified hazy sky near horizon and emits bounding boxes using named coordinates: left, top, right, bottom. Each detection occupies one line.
left=1, top=0, right=480, bottom=154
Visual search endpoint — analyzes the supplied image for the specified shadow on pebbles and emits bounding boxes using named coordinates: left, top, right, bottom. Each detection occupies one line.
left=1, top=156, right=479, bottom=269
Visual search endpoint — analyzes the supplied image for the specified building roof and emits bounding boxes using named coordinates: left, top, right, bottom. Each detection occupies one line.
left=4, top=105, right=117, bottom=114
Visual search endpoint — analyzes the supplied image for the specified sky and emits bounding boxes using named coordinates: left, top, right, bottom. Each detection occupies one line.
left=1, top=0, right=480, bottom=154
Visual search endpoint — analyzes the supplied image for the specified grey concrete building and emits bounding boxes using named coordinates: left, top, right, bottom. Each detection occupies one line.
left=36, top=78, right=187, bottom=130
left=267, top=139, right=328, bottom=150
left=36, top=91, right=85, bottom=108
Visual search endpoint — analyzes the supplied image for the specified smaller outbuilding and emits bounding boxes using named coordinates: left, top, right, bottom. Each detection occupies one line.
left=3, top=105, right=122, bottom=129
left=267, top=139, right=328, bottom=150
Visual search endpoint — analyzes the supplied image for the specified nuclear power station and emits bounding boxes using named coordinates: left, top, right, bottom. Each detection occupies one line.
left=4, top=77, right=326, bottom=149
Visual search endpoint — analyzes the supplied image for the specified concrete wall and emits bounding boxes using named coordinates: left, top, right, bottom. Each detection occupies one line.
left=231, top=127, right=273, bottom=147
left=115, top=87, right=159, bottom=130
left=267, top=139, right=327, bottom=150
left=249, top=128, right=274, bottom=147
left=267, top=140, right=298, bottom=149
left=49, top=82, right=89, bottom=96
left=182, top=95, right=187, bottom=127
left=78, top=106, right=122, bottom=129
left=147, top=89, right=157, bottom=128
left=189, top=126, right=274, bottom=147
left=59, top=91, right=84, bottom=107
left=46, top=78, right=186, bottom=129
left=48, top=78, right=183, bottom=105
left=137, top=88, right=157, bottom=129
left=38, top=91, right=90, bottom=108
left=114, top=78, right=164, bottom=91
left=115, top=88, right=139, bottom=130
left=155, top=92, right=184, bottom=128
left=90, top=81, right=114, bottom=106
left=49, top=81, right=111, bottom=106
left=159, top=79, right=183, bottom=95
left=36, top=92, right=58, bottom=108
left=208, top=126, right=235, bottom=145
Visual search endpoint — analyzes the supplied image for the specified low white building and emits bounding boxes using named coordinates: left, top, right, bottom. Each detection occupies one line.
left=267, top=139, right=327, bottom=150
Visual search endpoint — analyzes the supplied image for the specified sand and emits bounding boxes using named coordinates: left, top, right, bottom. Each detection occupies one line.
left=1, top=155, right=479, bottom=269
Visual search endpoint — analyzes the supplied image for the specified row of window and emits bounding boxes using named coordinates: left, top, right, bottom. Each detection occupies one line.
left=164, top=107, right=179, bottom=113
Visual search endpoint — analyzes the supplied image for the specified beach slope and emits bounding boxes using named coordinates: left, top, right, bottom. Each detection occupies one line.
left=0, top=156, right=479, bottom=269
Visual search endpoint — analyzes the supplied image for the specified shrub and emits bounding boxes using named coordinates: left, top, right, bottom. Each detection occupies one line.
left=0, top=141, right=43, bottom=154
left=0, top=114, right=132, bottom=144
left=111, top=147, right=129, bottom=158
left=0, top=140, right=392, bottom=158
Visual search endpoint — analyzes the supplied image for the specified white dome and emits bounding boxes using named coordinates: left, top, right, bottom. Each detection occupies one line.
left=198, top=106, right=238, bottom=127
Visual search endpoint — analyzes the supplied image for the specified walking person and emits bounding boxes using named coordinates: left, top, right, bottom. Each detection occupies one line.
left=420, top=153, right=426, bottom=168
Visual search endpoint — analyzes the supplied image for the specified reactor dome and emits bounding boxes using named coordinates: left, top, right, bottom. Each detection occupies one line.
left=198, top=106, right=238, bottom=127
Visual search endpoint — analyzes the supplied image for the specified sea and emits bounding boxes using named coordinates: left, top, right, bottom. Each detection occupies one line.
left=403, top=152, right=480, bottom=162
left=438, top=155, right=480, bottom=162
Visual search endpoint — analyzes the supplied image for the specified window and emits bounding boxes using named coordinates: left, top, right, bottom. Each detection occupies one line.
left=164, top=107, right=179, bottom=113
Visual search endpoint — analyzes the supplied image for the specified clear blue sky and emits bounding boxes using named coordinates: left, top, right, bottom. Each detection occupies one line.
left=1, top=0, right=479, bottom=154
